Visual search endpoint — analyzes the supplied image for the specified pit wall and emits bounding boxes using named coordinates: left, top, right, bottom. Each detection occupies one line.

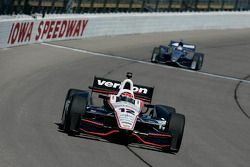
left=1, top=12, right=250, bottom=48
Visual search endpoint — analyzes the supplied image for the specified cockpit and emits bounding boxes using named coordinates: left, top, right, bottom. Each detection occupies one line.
left=116, top=95, right=135, bottom=104
left=115, top=77, right=136, bottom=104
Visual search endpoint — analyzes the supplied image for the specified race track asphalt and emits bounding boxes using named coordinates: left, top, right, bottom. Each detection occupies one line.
left=0, top=29, right=250, bottom=167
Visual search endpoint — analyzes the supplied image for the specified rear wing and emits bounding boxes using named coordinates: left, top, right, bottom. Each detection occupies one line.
left=169, top=41, right=196, bottom=51
left=89, top=77, right=154, bottom=103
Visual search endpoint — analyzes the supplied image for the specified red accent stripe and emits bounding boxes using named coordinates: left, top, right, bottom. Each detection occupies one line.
left=131, top=133, right=170, bottom=148
left=135, top=97, right=151, bottom=102
left=148, top=133, right=172, bottom=138
left=139, top=100, right=143, bottom=111
left=92, top=89, right=116, bottom=95
left=80, top=128, right=119, bottom=137
left=81, top=119, right=104, bottom=127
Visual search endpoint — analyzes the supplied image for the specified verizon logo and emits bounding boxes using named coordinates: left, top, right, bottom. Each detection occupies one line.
left=97, top=79, right=148, bottom=94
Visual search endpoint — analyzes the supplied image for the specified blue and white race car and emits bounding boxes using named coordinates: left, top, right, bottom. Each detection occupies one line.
left=151, top=41, right=204, bottom=70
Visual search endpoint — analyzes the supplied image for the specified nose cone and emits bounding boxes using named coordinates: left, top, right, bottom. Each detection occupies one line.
left=171, top=57, right=178, bottom=62
left=171, top=50, right=182, bottom=62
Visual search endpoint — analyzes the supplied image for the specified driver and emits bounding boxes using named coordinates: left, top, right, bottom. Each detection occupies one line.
left=176, top=42, right=183, bottom=51
left=118, top=92, right=135, bottom=104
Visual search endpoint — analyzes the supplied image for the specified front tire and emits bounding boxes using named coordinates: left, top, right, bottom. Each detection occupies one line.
left=168, top=113, right=185, bottom=153
left=151, top=47, right=160, bottom=63
left=191, top=53, right=204, bottom=70
left=65, top=94, right=88, bottom=136
left=61, top=89, right=84, bottom=130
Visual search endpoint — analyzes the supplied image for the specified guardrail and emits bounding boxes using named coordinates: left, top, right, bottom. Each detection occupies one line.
left=1, top=12, right=250, bottom=49
left=1, top=0, right=249, bottom=15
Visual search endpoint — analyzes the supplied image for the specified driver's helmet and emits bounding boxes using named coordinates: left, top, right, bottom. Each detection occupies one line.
left=176, top=42, right=183, bottom=51
left=118, top=92, right=135, bottom=104
left=121, top=92, right=133, bottom=98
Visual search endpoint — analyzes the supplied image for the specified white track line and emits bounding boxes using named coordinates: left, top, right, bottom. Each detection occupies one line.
left=41, top=42, right=250, bottom=84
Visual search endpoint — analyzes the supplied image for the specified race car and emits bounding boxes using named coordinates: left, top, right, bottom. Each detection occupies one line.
left=151, top=41, right=204, bottom=70
left=60, top=72, right=185, bottom=153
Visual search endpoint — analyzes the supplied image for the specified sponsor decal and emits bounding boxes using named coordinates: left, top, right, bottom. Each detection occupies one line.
left=92, top=77, right=154, bottom=102
left=7, top=19, right=88, bottom=45
left=97, top=79, right=148, bottom=94
left=35, top=19, right=88, bottom=41
left=8, top=22, right=34, bottom=44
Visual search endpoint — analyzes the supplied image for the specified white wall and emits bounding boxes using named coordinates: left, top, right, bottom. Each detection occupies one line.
left=1, top=12, right=250, bottom=48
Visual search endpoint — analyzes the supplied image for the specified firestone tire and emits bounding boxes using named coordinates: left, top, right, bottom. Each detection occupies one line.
left=191, top=53, right=204, bottom=70
left=66, top=94, right=88, bottom=136
left=168, top=113, right=185, bottom=153
left=61, top=89, right=84, bottom=130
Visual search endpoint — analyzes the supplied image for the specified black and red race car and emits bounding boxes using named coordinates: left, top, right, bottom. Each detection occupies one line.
left=60, top=73, right=185, bottom=153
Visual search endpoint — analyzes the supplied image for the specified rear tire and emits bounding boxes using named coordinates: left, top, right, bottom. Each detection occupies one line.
left=168, top=113, right=185, bottom=153
left=191, top=53, right=204, bottom=70
left=65, top=94, right=88, bottom=136
left=151, top=47, right=160, bottom=63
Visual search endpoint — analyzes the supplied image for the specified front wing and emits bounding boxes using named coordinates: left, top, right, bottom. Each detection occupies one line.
left=155, top=52, right=193, bottom=69
left=78, top=109, right=173, bottom=150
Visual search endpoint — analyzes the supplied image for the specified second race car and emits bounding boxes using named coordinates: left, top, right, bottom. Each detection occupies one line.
left=151, top=41, right=204, bottom=70
left=60, top=73, right=185, bottom=153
